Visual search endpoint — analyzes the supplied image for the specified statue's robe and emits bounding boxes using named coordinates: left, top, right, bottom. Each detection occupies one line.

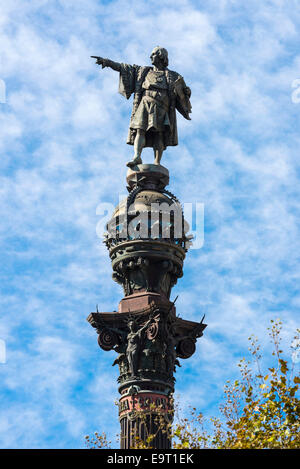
left=118, top=64, right=191, bottom=149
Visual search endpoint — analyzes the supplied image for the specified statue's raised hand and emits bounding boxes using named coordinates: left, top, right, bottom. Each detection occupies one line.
left=91, top=56, right=105, bottom=67
left=90, top=56, right=120, bottom=72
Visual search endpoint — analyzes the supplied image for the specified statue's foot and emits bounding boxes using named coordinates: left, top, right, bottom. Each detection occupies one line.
left=126, top=157, right=142, bottom=168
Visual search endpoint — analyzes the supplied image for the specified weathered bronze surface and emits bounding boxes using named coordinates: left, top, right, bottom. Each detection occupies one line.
left=92, top=47, right=192, bottom=168
left=88, top=49, right=205, bottom=449
left=88, top=304, right=206, bottom=392
left=87, top=163, right=206, bottom=448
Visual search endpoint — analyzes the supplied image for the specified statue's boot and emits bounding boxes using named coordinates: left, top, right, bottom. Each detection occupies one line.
left=126, top=157, right=142, bottom=168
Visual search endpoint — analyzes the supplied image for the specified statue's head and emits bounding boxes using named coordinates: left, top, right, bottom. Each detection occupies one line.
left=128, top=320, right=138, bottom=332
left=150, top=46, right=169, bottom=68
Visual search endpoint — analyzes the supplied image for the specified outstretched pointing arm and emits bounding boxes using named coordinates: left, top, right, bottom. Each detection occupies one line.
left=92, top=56, right=136, bottom=100
left=91, top=56, right=121, bottom=72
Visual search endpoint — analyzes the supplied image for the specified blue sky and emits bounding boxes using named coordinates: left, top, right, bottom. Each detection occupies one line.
left=0, top=0, right=299, bottom=448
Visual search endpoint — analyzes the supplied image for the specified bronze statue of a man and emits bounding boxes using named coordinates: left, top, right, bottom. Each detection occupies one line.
left=92, top=46, right=192, bottom=168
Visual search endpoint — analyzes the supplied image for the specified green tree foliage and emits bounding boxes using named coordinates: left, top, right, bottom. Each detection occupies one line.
left=85, top=431, right=111, bottom=449
left=85, top=320, right=300, bottom=449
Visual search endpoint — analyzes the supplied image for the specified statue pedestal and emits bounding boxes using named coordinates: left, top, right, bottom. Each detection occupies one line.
left=126, top=164, right=169, bottom=191
left=87, top=158, right=207, bottom=449
left=118, top=291, right=171, bottom=313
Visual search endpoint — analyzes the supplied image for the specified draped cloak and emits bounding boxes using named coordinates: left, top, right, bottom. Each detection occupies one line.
left=118, top=63, right=191, bottom=149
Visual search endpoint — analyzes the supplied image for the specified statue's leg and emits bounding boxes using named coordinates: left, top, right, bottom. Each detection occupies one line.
left=128, top=353, right=133, bottom=375
left=127, top=129, right=144, bottom=168
left=134, top=129, right=145, bottom=160
left=154, top=132, right=164, bottom=165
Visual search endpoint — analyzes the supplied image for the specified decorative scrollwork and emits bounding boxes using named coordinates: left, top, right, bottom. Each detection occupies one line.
left=127, top=409, right=138, bottom=421
left=176, top=338, right=196, bottom=359
left=98, top=329, right=119, bottom=351
left=146, top=321, right=159, bottom=340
